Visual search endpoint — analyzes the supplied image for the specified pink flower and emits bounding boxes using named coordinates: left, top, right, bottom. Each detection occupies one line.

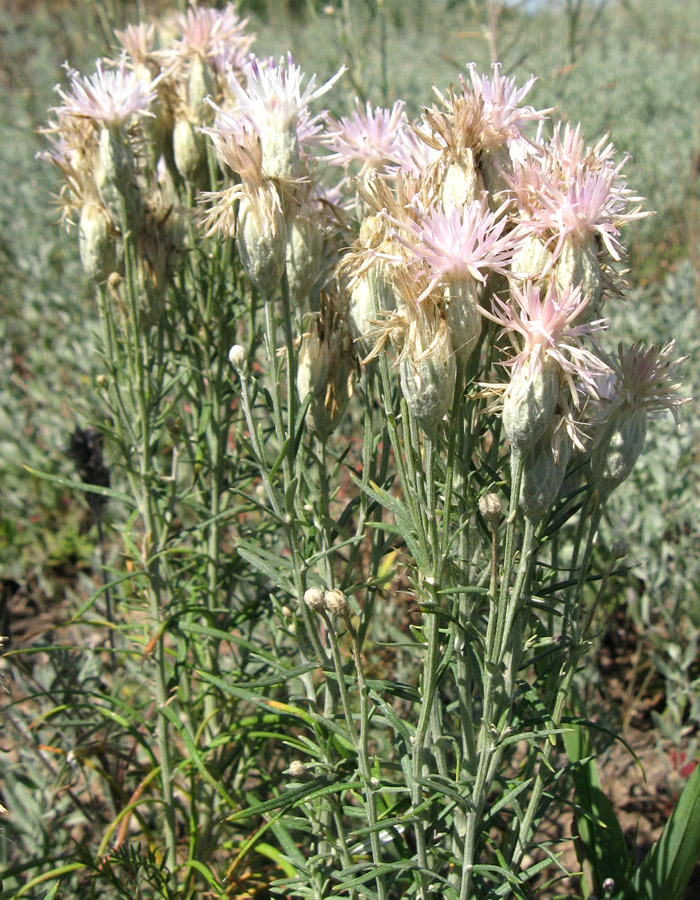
left=462, top=63, right=548, bottom=144
left=52, top=55, right=158, bottom=127
left=511, top=124, right=650, bottom=264
left=594, top=342, right=689, bottom=424
left=324, top=100, right=408, bottom=176
left=227, top=53, right=345, bottom=148
left=386, top=197, right=519, bottom=301
left=169, top=3, right=253, bottom=71
left=482, top=280, right=610, bottom=401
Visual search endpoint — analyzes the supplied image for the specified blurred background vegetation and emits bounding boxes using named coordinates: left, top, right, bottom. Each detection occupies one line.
left=1, top=0, right=698, bottom=893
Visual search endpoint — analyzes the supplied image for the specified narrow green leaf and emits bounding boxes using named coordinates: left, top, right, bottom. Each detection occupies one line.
left=236, top=542, right=294, bottom=594
left=22, top=465, right=134, bottom=506
left=269, top=436, right=292, bottom=479
left=632, top=762, right=700, bottom=900
left=564, top=723, right=631, bottom=898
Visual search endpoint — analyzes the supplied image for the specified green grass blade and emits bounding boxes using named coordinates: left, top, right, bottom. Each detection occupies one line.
left=632, top=761, right=700, bottom=900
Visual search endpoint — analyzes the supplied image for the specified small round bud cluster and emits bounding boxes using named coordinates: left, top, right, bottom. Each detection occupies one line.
left=611, top=539, right=628, bottom=560
left=228, top=344, right=248, bottom=374
left=288, top=760, right=308, bottom=778
left=303, top=588, right=325, bottom=611
left=478, top=492, right=502, bottom=527
left=324, top=589, right=349, bottom=618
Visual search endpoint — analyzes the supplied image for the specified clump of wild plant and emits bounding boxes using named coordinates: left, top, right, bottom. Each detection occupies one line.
left=6, top=5, right=693, bottom=900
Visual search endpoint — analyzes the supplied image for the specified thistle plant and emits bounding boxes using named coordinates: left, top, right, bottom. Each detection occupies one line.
left=10, top=7, right=695, bottom=900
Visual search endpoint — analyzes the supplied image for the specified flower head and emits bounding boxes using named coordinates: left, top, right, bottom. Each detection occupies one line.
left=462, top=63, right=548, bottom=146
left=594, top=341, right=689, bottom=424
left=53, top=54, right=158, bottom=128
left=483, top=280, right=610, bottom=403
left=229, top=53, right=345, bottom=147
left=166, top=3, right=254, bottom=73
left=324, top=100, right=407, bottom=176
left=387, top=197, right=518, bottom=301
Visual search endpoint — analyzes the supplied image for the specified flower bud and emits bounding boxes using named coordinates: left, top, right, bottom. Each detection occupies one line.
left=228, top=344, right=248, bottom=374
left=237, top=186, right=287, bottom=298
left=439, top=149, right=482, bottom=210
left=286, top=208, right=323, bottom=308
left=96, top=126, right=142, bottom=229
left=288, top=760, right=308, bottom=778
left=479, top=492, right=502, bottom=526
left=503, top=360, right=559, bottom=451
left=520, top=429, right=572, bottom=523
left=187, top=55, right=215, bottom=115
left=480, top=144, right=514, bottom=211
left=400, top=323, right=456, bottom=435
left=348, top=262, right=398, bottom=360
left=324, top=588, right=349, bottom=617
left=611, top=539, right=628, bottom=560
left=303, top=587, right=325, bottom=611
left=297, top=307, right=354, bottom=441
left=554, top=234, right=602, bottom=316
left=511, top=233, right=552, bottom=282
left=173, top=116, right=207, bottom=183
left=591, top=406, right=647, bottom=499
left=78, top=201, right=119, bottom=282
left=444, top=277, right=482, bottom=366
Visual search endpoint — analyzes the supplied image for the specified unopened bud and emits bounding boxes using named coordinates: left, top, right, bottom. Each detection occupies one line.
left=303, top=588, right=325, bottom=611
left=324, top=589, right=349, bottom=617
left=348, top=262, right=398, bottom=360
left=479, top=492, right=502, bottom=526
left=444, top=278, right=482, bottom=365
left=96, top=126, right=142, bottom=229
left=591, top=406, right=647, bottom=499
left=439, top=149, right=482, bottom=210
left=288, top=759, right=308, bottom=778
left=173, top=116, right=206, bottom=183
left=555, top=234, right=602, bottom=316
left=611, top=539, right=628, bottom=560
left=237, top=188, right=287, bottom=298
left=511, top=233, right=552, bottom=282
left=400, top=324, right=456, bottom=435
left=79, top=201, right=118, bottom=282
left=228, top=344, right=248, bottom=373
left=520, top=430, right=572, bottom=523
left=503, top=360, right=559, bottom=451
left=286, top=209, right=323, bottom=308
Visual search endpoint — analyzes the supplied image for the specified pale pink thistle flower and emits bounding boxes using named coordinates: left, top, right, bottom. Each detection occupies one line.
left=115, top=23, right=157, bottom=67
left=386, top=197, right=518, bottom=302
left=485, top=281, right=609, bottom=396
left=169, top=4, right=252, bottom=70
left=547, top=123, right=616, bottom=182
left=483, top=281, right=610, bottom=451
left=534, top=165, right=645, bottom=264
left=324, top=100, right=408, bottom=177
left=227, top=53, right=345, bottom=179
left=53, top=55, right=158, bottom=129
left=387, top=125, right=443, bottom=177
left=594, top=341, right=689, bottom=424
left=462, top=63, right=550, bottom=147
left=590, top=342, right=688, bottom=498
